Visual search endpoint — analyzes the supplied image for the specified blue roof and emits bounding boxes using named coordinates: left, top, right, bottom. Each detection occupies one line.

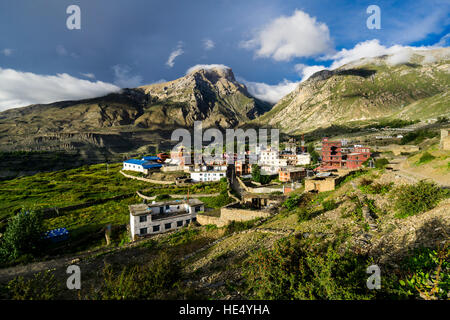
left=124, top=158, right=162, bottom=169
left=143, top=163, right=162, bottom=169
left=124, top=159, right=147, bottom=165
left=142, top=156, right=161, bottom=161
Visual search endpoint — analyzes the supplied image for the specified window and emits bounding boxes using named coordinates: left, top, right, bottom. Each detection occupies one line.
left=165, top=222, right=171, bottom=229
left=186, top=219, right=191, bottom=225
left=165, top=205, right=170, bottom=210
left=140, top=228, right=147, bottom=235
left=177, top=220, right=183, bottom=227
left=153, top=225, right=160, bottom=232
left=139, top=215, right=147, bottom=223
left=195, top=206, right=201, bottom=212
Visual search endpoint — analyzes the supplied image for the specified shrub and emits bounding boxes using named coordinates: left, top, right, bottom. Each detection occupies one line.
left=88, top=252, right=183, bottom=299
left=401, top=130, right=438, bottom=145
left=296, top=207, right=314, bottom=222
left=393, top=181, right=445, bottom=218
left=417, top=152, right=436, bottom=165
left=374, top=158, right=389, bottom=169
left=359, top=181, right=393, bottom=195
left=5, top=270, right=59, bottom=300
left=0, top=209, right=45, bottom=263
left=243, top=237, right=377, bottom=300
left=322, top=200, right=338, bottom=211
left=398, top=246, right=449, bottom=300
left=225, top=220, right=258, bottom=235
left=155, top=194, right=171, bottom=201
left=166, top=228, right=199, bottom=246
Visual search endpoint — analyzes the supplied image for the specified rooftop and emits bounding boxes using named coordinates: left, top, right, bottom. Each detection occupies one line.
left=129, top=198, right=204, bottom=216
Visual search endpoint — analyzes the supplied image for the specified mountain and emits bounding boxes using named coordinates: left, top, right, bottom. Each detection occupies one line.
left=256, top=48, right=450, bottom=134
left=0, top=67, right=271, bottom=157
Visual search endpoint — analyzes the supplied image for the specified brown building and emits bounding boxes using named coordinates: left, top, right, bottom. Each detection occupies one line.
left=278, top=167, right=306, bottom=182
left=305, top=172, right=337, bottom=193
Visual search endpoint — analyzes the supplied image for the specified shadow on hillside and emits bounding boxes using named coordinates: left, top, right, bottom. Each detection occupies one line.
left=334, top=69, right=377, bottom=78
left=369, top=216, right=449, bottom=267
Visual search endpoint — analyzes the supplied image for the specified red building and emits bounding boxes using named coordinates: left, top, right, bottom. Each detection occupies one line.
left=319, top=138, right=370, bottom=171
left=235, top=161, right=251, bottom=176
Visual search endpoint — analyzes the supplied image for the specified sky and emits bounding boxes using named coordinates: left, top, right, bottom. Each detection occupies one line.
left=0, top=0, right=449, bottom=110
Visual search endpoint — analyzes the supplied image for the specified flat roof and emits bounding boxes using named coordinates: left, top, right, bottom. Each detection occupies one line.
left=129, top=198, right=204, bottom=216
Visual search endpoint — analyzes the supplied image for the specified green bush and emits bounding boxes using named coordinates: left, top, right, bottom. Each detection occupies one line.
left=398, top=246, right=449, bottom=299
left=0, top=210, right=45, bottom=263
left=243, top=237, right=377, bottom=300
left=88, top=252, right=183, bottom=299
left=5, top=270, right=59, bottom=300
left=374, top=158, right=389, bottom=169
left=225, top=220, right=258, bottom=235
left=155, top=194, right=172, bottom=201
left=393, top=181, right=446, bottom=218
left=401, top=130, right=438, bottom=145
left=417, top=152, right=436, bottom=164
left=359, top=179, right=393, bottom=195
left=166, top=228, right=199, bottom=246
left=322, top=200, right=338, bottom=211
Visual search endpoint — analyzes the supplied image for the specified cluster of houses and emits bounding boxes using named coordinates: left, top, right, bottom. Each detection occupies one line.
left=122, top=137, right=372, bottom=183
left=125, top=137, right=373, bottom=239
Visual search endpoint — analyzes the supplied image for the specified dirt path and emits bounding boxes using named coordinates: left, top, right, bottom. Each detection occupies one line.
left=390, top=158, right=449, bottom=187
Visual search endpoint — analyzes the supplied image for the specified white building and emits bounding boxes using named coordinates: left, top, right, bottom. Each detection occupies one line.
left=129, top=199, right=204, bottom=240
left=123, top=158, right=162, bottom=174
left=190, top=170, right=226, bottom=182
left=296, top=153, right=311, bottom=165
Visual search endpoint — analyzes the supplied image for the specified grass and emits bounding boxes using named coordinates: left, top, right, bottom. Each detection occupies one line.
left=0, top=163, right=152, bottom=222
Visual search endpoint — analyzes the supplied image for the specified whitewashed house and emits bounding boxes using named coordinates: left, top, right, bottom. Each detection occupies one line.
left=129, top=199, right=204, bottom=240
left=123, top=158, right=162, bottom=174
left=296, top=153, right=311, bottom=165
left=190, top=170, right=226, bottom=182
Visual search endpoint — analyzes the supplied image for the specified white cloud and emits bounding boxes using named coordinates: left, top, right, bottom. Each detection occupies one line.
left=240, top=9, right=332, bottom=61
left=203, top=39, right=215, bottom=50
left=294, top=64, right=327, bottom=81
left=186, top=64, right=231, bottom=75
left=112, top=65, right=143, bottom=88
left=0, top=67, right=120, bottom=111
left=435, top=33, right=450, bottom=47
left=81, top=72, right=96, bottom=79
left=166, top=42, right=184, bottom=68
left=2, top=48, right=13, bottom=56
left=323, top=39, right=437, bottom=69
left=386, top=48, right=413, bottom=66
left=239, top=77, right=299, bottom=104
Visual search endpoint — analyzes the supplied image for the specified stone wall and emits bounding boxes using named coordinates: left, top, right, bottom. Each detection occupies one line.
left=305, top=178, right=335, bottom=193
left=221, top=206, right=271, bottom=223
left=440, top=129, right=450, bottom=150
left=196, top=203, right=272, bottom=227
left=196, top=214, right=227, bottom=227
left=120, top=170, right=174, bottom=185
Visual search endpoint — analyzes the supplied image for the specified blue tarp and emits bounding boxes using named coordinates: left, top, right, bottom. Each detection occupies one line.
left=44, top=228, right=69, bottom=242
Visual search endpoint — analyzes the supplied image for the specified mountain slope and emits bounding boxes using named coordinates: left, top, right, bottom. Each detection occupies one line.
left=256, top=48, right=450, bottom=133
left=0, top=67, right=271, bottom=155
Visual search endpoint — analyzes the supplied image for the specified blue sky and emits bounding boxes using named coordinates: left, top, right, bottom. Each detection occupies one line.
left=0, top=0, right=449, bottom=109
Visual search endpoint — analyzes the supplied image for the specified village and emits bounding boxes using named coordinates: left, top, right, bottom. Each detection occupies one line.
left=122, top=135, right=374, bottom=240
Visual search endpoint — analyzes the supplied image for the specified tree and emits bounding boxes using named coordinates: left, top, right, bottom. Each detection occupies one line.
left=251, top=164, right=261, bottom=182
left=0, top=210, right=45, bottom=261
left=307, top=143, right=320, bottom=164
